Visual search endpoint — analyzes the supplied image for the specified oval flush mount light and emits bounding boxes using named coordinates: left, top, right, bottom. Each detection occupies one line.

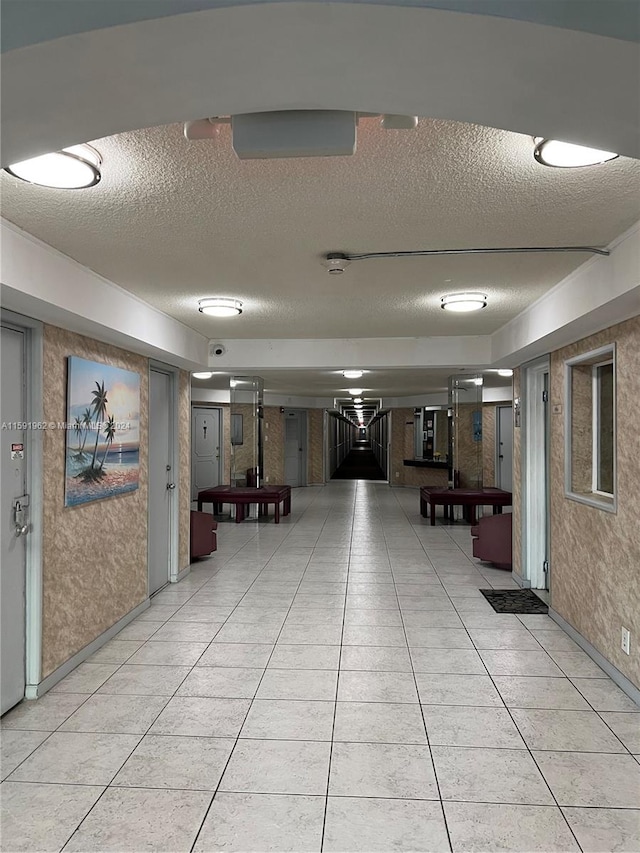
left=192, top=371, right=213, bottom=380
left=343, top=370, right=363, bottom=379
left=198, top=297, right=243, bottom=317
left=533, top=137, right=617, bottom=168
left=348, top=388, right=363, bottom=396
left=498, top=369, right=513, bottom=377
left=441, top=292, right=487, bottom=312
left=5, top=144, right=102, bottom=189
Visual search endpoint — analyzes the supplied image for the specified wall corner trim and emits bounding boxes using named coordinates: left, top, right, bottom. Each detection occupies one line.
left=25, top=597, right=151, bottom=700
left=549, top=607, right=640, bottom=705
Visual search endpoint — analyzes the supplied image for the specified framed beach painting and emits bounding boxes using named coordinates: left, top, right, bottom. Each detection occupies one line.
left=65, top=356, right=140, bottom=507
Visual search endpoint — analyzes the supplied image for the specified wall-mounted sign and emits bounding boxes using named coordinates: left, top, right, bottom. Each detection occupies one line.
left=11, top=443, right=24, bottom=459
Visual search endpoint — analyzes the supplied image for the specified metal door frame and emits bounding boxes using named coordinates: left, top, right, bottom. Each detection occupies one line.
left=149, top=362, right=180, bottom=585
left=191, top=405, right=223, bottom=497
left=1, top=310, right=44, bottom=700
left=521, top=356, right=551, bottom=591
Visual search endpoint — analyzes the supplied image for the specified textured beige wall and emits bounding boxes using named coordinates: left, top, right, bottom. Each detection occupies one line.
left=308, top=408, right=325, bottom=484
left=177, top=371, right=190, bottom=571
left=549, top=316, right=640, bottom=687
left=454, top=402, right=482, bottom=488
left=512, top=368, right=522, bottom=578
left=41, top=326, right=148, bottom=677
left=264, top=406, right=285, bottom=483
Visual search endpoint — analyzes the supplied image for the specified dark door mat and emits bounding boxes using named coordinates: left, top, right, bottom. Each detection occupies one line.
left=480, top=588, right=548, bottom=614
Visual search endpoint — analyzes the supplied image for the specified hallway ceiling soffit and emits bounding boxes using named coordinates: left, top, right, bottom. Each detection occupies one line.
left=3, top=0, right=638, bottom=53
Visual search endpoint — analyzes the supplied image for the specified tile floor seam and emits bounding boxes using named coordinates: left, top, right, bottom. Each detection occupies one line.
left=386, top=486, right=455, bottom=853
left=319, top=480, right=357, bottom=853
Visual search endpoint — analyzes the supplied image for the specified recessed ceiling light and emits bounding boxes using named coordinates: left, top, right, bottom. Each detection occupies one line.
left=198, top=297, right=243, bottom=317
left=348, top=388, right=363, bottom=396
left=498, top=369, right=513, bottom=377
left=471, top=377, right=484, bottom=386
left=353, top=397, right=363, bottom=403
left=5, top=144, right=102, bottom=189
left=441, top=292, right=487, bottom=312
left=343, top=370, right=363, bottom=379
left=533, top=137, right=618, bottom=168
left=192, top=371, right=213, bottom=379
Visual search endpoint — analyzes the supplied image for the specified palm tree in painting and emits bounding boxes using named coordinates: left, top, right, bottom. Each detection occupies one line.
left=80, top=407, right=92, bottom=455
left=89, top=380, right=108, bottom=472
left=99, top=415, right=116, bottom=470
left=73, top=416, right=83, bottom=452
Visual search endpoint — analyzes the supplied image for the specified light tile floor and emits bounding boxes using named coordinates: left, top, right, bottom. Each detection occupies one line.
left=2, top=483, right=639, bottom=852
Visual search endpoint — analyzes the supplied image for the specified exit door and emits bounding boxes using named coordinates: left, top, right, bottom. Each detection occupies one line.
left=284, top=409, right=307, bottom=487
left=1, top=325, right=27, bottom=714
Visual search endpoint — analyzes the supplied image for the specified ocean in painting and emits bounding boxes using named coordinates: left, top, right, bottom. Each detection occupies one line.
left=65, top=446, right=140, bottom=507
left=65, top=356, right=140, bottom=507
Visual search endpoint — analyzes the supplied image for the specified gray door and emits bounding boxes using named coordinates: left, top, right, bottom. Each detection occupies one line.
left=148, top=369, right=173, bottom=595
left=1, top=326, right=27, bottom=714
left=191, top=407, right=221, bottom=499
left=284, top=410, right=306, bottom=487
left=497, top=405, right=513, bottom=492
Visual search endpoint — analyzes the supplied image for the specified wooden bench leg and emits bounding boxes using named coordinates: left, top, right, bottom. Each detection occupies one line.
left=430, top=500, right=436, bottom=526
left=274, top=501, right=280, bottom=523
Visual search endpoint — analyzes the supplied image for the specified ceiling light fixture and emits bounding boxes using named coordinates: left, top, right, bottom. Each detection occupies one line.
left=192, top=371, right=213, bottom=380
left=343, top=370, right=363, bottom=379
left=472, top=377, right=484, bottom=386
left=441, top=292, right=487, bottom=312
left=498, top=369, right=513, bottom=377
left=533, top=137, right=618, bottom=168
left=348, top=388, right=363, bottom=396
left=198, top=297, right=243, bottom=317
left=5, top=144, right=102, bottom=189
left=353, top=397, right=363, bottom=403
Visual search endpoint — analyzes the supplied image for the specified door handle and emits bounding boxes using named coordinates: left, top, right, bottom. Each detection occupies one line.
left=13, top=495, right=30, bottom=535
left=167, top=482, right=176, bottom=490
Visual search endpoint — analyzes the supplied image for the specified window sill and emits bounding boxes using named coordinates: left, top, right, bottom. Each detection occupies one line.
left=565, top=490, right=616, bottom=513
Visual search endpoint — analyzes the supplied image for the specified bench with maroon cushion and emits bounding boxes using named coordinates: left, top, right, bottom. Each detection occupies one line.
left=197, top=485, right=291, bottom=523
left=471, top=512, right=512, bottom=569
left=420, top=486, right=512, bottom=526
left=190, top=510, right=217, bottom=559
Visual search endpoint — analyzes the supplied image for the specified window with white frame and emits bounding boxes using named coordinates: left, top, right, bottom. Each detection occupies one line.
left=565, top=344, right=616, bottom=511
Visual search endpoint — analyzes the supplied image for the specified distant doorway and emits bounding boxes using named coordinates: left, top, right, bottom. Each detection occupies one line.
left=496, top=405, right=513, bottom=492
left=191, top=407, right=222, bottom=499
left=283, top=409, right=307, bottom=487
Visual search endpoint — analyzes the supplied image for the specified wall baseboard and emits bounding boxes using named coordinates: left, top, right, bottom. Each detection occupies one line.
left=25, top=598, right=151, bottom=700
left=549, top=608, right=640, bottom=705
left=174, top=565, right=191, bottom=583
left=511, top=570, right=531, bottom=589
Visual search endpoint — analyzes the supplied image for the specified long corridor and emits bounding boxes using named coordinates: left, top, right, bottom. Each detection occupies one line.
left=2, top=483, right=639, bottom=852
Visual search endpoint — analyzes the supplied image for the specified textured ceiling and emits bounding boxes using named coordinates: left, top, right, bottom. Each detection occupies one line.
left=2, top=116, right=639, bottom=343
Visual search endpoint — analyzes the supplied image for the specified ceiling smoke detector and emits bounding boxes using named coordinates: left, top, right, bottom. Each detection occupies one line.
left=322, top=253, right=350, bottom=275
